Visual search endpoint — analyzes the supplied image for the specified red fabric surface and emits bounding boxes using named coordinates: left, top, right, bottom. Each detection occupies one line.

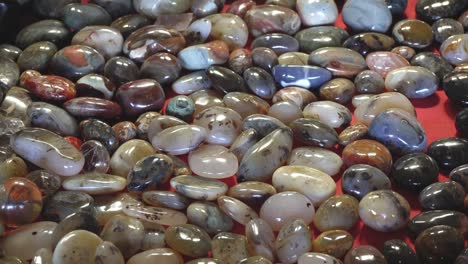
left=85, top=0, right=464, bottom=254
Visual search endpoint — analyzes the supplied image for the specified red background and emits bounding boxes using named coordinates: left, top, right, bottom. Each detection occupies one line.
left=84, top=0, right=463, bottom=255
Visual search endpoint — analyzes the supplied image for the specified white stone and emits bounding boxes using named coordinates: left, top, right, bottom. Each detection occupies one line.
left=288, top=147, right=343, bottom=176
left=151, top=125, right=207, bottom=155
left=52, top=230, right=103, bottom=264
left=62, top=173, right=126, bottom=195
left=297, top=0, right=338, bottom=26
left=189, top=144, right=238, bottom=179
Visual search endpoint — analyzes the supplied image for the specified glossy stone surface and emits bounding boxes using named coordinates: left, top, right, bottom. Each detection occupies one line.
left=75, top=74, right=115, bottom=100
left=0, top=221, right=57, bottom=261
left=410, top=52, right=454, bottom=81
left=314, top=195, right=359, bottom=232
left=94, top=241, right=124, bottom=264
left=109, top=139, right=154, bottom=177
left=116, top=79, right=165, bottom=116
left=342, top=0, right=392, bottom=33
left=217, top=196, right=258, bottom=225
left=51, top=212, right=99, bottom=248
left=207, top=66, right=248, bottom=94
left=152, top=125, right=206, bottom=155
left=460, top=10, right=468, bottom=30
left=443, top=70, right=468, bottom=106
left=313, top=230, right=353, bottom=259
left=251, top=33, right=297, bottom=56
left=32, top=248, right=54, bottom=264
left=290, top=118, right=338, bottom=148
left=187, top=201, right=233, bottom=235
left=0, top=44, right=21, bottom=61
left=204, top=13, right=249, bottom=50
left=354, top=92, right=416, bottom=126
left=27, top=101, right=79, bottom=136
left=450, top=164, right=468, bottom=191
left=52, top=230, right=102, bottom=264
left=0, top=178, right=42, bottom=227
left=143, top=191, right=188, bottom=210
left=275, top=219, right=312, bottom=264
left=112, top=121, right=137, bottom=143
left=172, top=71, right=211, bottom=95
left=123, top=204, right=188, bottom=226
left=440, top=34, right=468, bottom=66
left=147, top=115, right=187, bottom=141
left=344, top=32, right=395, bottom=56
left=227, top=181, right=276, bottom=208
left=245, top=218, right=275, bottom=261
left=179, top=40, right=229, bottom=70
left=71, top=26, right=123, bottom=59
left=127, top=248, right=183, bottom=264
left=228, top=49, right=252, bottom=74
left=383, top=239, right=419, bottom=264
left=427, top=137, right=468, bottom=171
left=191, top=90, right=225, bottom=115
left=319, top=78, right=355, bottom=104
left=339, top=123, right=368, bottom=146
left=272, top=86, right=317, bottom=109
left=26, top=170, right=61, bottom=201
left=166, top=95, right=195, bottom=121
left=419, top=181, right=465, bottom=210
left=433, top=18, right=464, bottom=44
left=303, top=100, right=352, bottom=128
left=415, top=225, right=464, bottom=264
left=171, top=175, right=227, bottom=201
left=392, top=19, right=433, bottom=48
left=212, top=232, right=249, bottom=264
left=103, top=56, right=139, bottom=87
left=408, top=210, right=468, bottom=237
left=342, top=164, right=391, bottom=200
left=140, top=53, right=182, bottom=85
left=110, top=14, right=152, bottom=39
left=23, top=75, right=75, bottom=102
left=238, top=127, right=292, bottom=182
left=345, top=245, right=387, bottom=264
left=17, top=41, right=57, bottom=72
left=229, top=129, right=258, bottom=161
left=309, top=47, right=366, bottom=77
left=10, top=128, right=84, bottom=176
left=79, top=140, right=109, bottom=173
left=295, top=26, right=348, bottom=53
left=392, top=46, right=416, bottom=60
left=49, top=45, right=105, bottom=81
left=42, top=191, right=94, bottom=222
left=416, top=0, right=466, bottom=22
left=61, top=3, right=111, bottom=31
left=278, top=52, right=309, bottom=65
left=366, top=51, right=410, bottom=77
left=166, top=224, right=211, bottom=258
left=272, top=166, right=336, bottom=207
left=288, top=147, right=342, bottom=176
left=251, top=47, right=278, bottom=71
left=392, top=153, right=439, bottom=191
left=369, top=108, right=427, bottom=155
left=127, top=154, right=173, bottom=192
left=342, top=140, right=393, bottom=174
left=194, top=106, right=242, bottom=146
left=80, top=119, right=119, bottom=152
left=385, top=66, right=438, bottom=98
left=244, top=5, right=301, bottom=37
left=268, top=101, right=303, bottom=125
left=298, top=253, right=343, bottom=264
left=296, top=0, right=338, bottom=26
left=243, top=67, right=277, bottom=99
left=15, top=19, right=69, bottom=49
left=189, top=145, right=238, bottom=179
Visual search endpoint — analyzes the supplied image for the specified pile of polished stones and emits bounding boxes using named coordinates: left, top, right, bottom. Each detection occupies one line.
left=0, top=0, right=467, bottom=263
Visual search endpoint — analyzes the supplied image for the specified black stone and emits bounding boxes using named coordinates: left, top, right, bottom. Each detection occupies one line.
left=290, top=118, right=338, bottom=148
left=127, top=154, right=174, bottom=192
left=343, top=32, right=395, bottom=56
left=385, top=0, right=408, bottom=16
left=432, top=18, right=464, bottom=43
left=411, top=52, right=453, bottom=82
left=80, top=119, right=119, bottom=153
left=93, top=0, right=134, bottom=19
left=51, top=212, right=100, bottom=246
left=419, top=181, right=465, bottom=211
left=61, top=3, right=112, bottom=31
left=15, top=19, right=70, bottom=49
left=408, top=210, right=468, bottom=237
left=449, top=164, right=468, bottom=191
left=42, top=191, right=95, bottom=222
left=392, top=153, right=439, bottom=191
left=104, top=56, right=139, bottom=87
left=455, top=247, right=468, bottom=264
left=416, top=0, right=467, bottom=22
left=455, top=108, right=468, bottom=138
left=383, top=239, right=419, bottom=264
left=427, top=137, right=468, bottom=171
left=206, top=66, right=248, bottom=94
left=415, top=225, right=464, bottom=264
left=444, top=70, right=468, bottom=106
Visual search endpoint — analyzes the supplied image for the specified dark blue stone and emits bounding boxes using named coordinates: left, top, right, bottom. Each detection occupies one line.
left=368, top=108, right=427, bottom=155
left=127, top=154, right=174, bottom=192
left=272, top=65, right=331, bottom=89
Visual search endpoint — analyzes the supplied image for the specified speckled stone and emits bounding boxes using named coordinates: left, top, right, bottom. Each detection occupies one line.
left=127, top=154, right=173, bottom=193
left=229, top=49, right=252, bottom=74
left=392, top=153, right=439, bottom=191
left=295, top=26, right=349, bottom=53
left=52, top=230, right=103, bottom=264
left=433, top=18, right=464, bottom=43
left=344, top=245, right=387, bottom=264
left=187, top=201, right=233, bottom=235
left=275, top=219, right=312, bottom=264
left=313, top=230, right=354, bottom=259
left=416, top=0, right=466, bottom=22
left=212, top=233, right=249, bottom=264
left=51, top=212, right=100, bottom=248
left=410, top=52, right=453, bottom=81
left=415, top=225, right=464, bottom=264
left=342, top=164, right=391, bottom=200
left=109, top=139, right=155, bottom=177
left=242, top=113, right=286, bottom=137
left=143, top=191, right=189, bottom=210
left=408, top=210, right=468, bottom=237
left=165, top=224, right=211, bottom=258
left=217, top=195, right=258, bottom=225
left=290, top=118, right=338, bottom=148
left=313, top=195, right=359, bottom=232
left=419, top=181, right=465, bottom=210
left=303, top=101, right=352, bottom=128
left=171, top=175, right=228, bottom=201
left=227, top=181, right=277, bottom=208
left=94, top=241, right=125, bottom=264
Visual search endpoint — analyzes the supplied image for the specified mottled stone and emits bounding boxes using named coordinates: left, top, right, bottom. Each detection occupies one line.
left=51, top=212, right=100, bottom=248
left=245, top=218, right=275, bottom=261
left=193, top=106, right=242, bottom=146
left=244, top=5, right=301, bottom=37
left=344, top=245, right=387, bottom=264
left=112, top=121, right=137, bottom=143
left=15, top=20, right=69, bottom=49
left=415, top=225, right=464, bottom=264
left=243, top=67, right=277, bottom=99
left=272, top=86, right=317, bottom=109
left=391, top=46, right=416, bottom=61
left=17, top=41, right=57, bottom=72
left=410, top=52, right=453, bottom=82
left=109, top=139, right=155, bottom=177
left=309, top=47, right=366, bottom=77
left=71, top=26, right=123, bottom=59
left=152, top=125, right=206, bottom=155
left=294, top=26, right=349, bottom=53
left=27, top=102, right=78, bottom=136
left=229, top=48, right=252, bottom=74
left=408, top=210, right=468, bottom=237
left=192, top=0, right=224, bottom=17
left=251, top=47, right=278, bottom=71
left=171, top=175, right=227, bottom=201
left=242, top=114, right=287, bottom=138
left=189, top=145, right=238, bottom=179
left=166, top=95, right=195, bottom=121
left=123, top=204, right=188, bottom=226
left=433, top=18, right=464, bottom=44
left=298, top=253, right=343, bottom=264
left=42, top=191, right=94, bottom=222
left=342, top=0, right=392, bottom=33
left=303, top=100, right=352, bottom=128
left=94, top=193, right=141, bottom=225
left=93, top=0, right=133, bottom=18
left=296, top=0, right=338, bottom=26
left=127, top=248, right=183, bottom=264
left=416, top=0, right=466, bottom=22
left=366, top=51, right=410, bottom=77
left=275, top=219, right=312, bottom=264
left=385, top=0, right=408, bottom=15
left=354, top=70, right=385, bottom=94
left=278, top=52, right=309, bottom=65
left=212, top=233, right=249, bottom=264
left=217, top=195, right=258, bottom=225
left=419, top=181, right=465, bottom=210
left=104, top=56, right=139, bottom=87
left=344, top=32, right=395, bottom=56
left=62, top=173, right=125, bottom=195
left=75, top=74, right=115, bottom=100
left=52, top=230, right=102, bottom=264
left=187, top=201, right=233, bottom=235
left=0, top=44, right=21, bottom=61
left=342, top=164, right=391, bottom=200
left=238, top=128, right=293, bottom=182
left=354, top=92, right=415, bottom=126
left=427, top=137, right=468, bottom=171
left=290, top=118, right=339, bottom=148
left=319, top=78, right=355, bottom=104
left=440, top=34, right=468, bottom=66
left=94, top=241, right=125, bottom=264
left=392, top=153, right=439, bottom=191
left=313, top=230, right=353, bottom=259
left=383, top=239, right=419, bottom=264
left=166, top=224, right=211, bottom=258
left=339, top=122, right=368, bottom=146
left=314, top=195, right=359, bottom=232
left=252, top=33, right=299, bottom=55
left=22, top=75, right=76, bottom=102
left=172, top=71, right=211, bottom=95
left=126, top=153, right=173, bottom=192
left=80, top=119, right=119, bottom=153
left=227, top=181, right=277, bottom=208
left=26, top=170, right=61, bottom=201
left=392, top=19, right=433, bottom=48
left=143, top=191, right=189, bottom=210
left=49, top=45, right=105, bottom=81
left=178, top=40, right=229, bottom=70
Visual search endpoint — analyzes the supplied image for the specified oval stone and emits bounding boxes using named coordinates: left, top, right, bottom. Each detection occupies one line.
left=217, top=196, right=259, bottom=225
left=152, top=125, right=207, bottom=155
left=10, top=128, right=84, bottom=176
left=15, top=19, right=69, bottom=49
left=189, top=145, right=238, bottom=179
left=62, top=173, right=126, bottom=194
left=313, top=230, right=354, bottom=259
left=212, top=232, right=250, bottom=264
left=61, top=3, right=111, bottom=31
left=178, top=40, right=229, bottom=70
left=245, top=218, right=275, bottom=261
left=243, top=67, right=277, bottom=99
left=303, top=101, right=352, bottom=128
left=51, top=212, right=99, bottom=248
left=432, top=18, right=464, bottom=44
left=319, top=78, right=355, bottom=104
left=410, top=52, right=453, bottom=82
left=227, top=181, right=277, bottom=208
left=354, top=92, right=416, bottom=126
left=205, top=13, right=249, bottom=50
left=392, top=19, right=433, bottom=48
left=450, top=164, right=468, bottom=191
left=172, top=71, right=212, bottom=95
left=309, top=47, right=366, bottom=77
left=296, top=0, right=338, bottom=26
left=383, top=239, right=419, bottom=264
left=272, top=65, right=332, bottom=89
left=238, top=128, right=293, bottom=182
left=166, top=224, right=211, bottom=258
left=94, top=241, right=125, bottom=264
left=76, top=74, right=115, bottom=100
left=443, top=70, right=468, bottom=106
left=392, top=153, right=439, bottom=191
left=187, top=201, right=234, bottom=235
left=366, top=51, right=410, bottom=77
left=123, top=204, right=188, bottom=226
left=127, top=154, right=173, bottom=192
left=127, top=248, right=183, bottom=264
left=440, top=34, right=468, bottom=66
left=64, top=97, right=122, bottom=119
left=419, top=181, right=465, bottom=210
left=272, top=86, right=317, bottom=109
left=242, top=114, right=286, bottom=138
left=230, top=129, right=259, bottom=161
left=342, top=164, right=391, bottom=200
left=298, top=253, right=343, bottom=264
left=416, top=0, right=466, bottom=22
left=344, top=245, right=387, bottom=264
left=415, top=225, right=464, bottom=264
left=338, top=122, right=368, bottom=146
left=290, top=118, right=339, bottom=149
left=143, top=191, right=189, bottom=210
left=385, top=66, right=438, bottom=98
left=223, top=92, right=270, bottom=118
left=27, top=102, right=79, bottom=136
left=171, top=175, right=228, bottom=201
left=52, top=230, right=102, bottom=264
left=267, top=101, right=303, bottom=125
left=294, top=26, right=349, bottom=53
left=71, top=26, right=123, bottom=59
left=32, top=248, right=53, bottom=264
left=49, top=45, right=105, bottom=81
left=288, top=147, right=342, bottom=176
left=427, top=137, right=468, bottom=171
left=342, top=0, right=392, bottom=33
left=342, top=140, right=393, bottom=175
left=109, top=139, right=155, bottom=177
left=244, top=5, right=301, bottom=37
left=272, top=166, right=336, bottom=207
left=275, top=219, right=312, bottom=264
left=23, top=75, right=76, bottom=102
left=17, top=41, right=57, bottom=72
left=343, top=32, right=395, bottom=56
left=359, top=190, right=411, bottom=232
left=193, top=106, right=242, bottom=146
left=314, top=195, right=359, bottom=232
left=408, top=210, right=468, bottom=237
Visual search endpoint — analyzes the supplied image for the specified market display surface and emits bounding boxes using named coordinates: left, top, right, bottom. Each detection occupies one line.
left=0, top=0, right=467, bottom=263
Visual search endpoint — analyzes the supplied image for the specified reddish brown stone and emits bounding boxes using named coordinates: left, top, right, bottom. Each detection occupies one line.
left=63, top=97, right=122, bottom=119
left=116, top=79, right=166, bottom=116
left=23, top=75, right=76, bottom=102
left=342, top=139, right=393, bottom=174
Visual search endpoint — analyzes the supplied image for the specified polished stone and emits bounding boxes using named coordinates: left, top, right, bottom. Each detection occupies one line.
left=165, top=224, right=211, bottom=258
left=408, top=210, right=468, bottom=237
left=410, top=52, right=453, bottom=82
left=443, top=70, right=468, bottom=106
left=450, top=164, right=468, bottom=191
left=419, top=181, right=465, bottom=210
left=127, top=154, right=173, bottom=192
left=342, top=140, right=393, bottom=174
left=313, top=195, right=359, bottom=232
left=339, top=122, right=368, bottom=146
left=127, top=248, right=183, bottom=264
left=392, top=153, right=439, bottom=191
left=440, top=34, right=468, bottom=66
left=366, top=51, right=410, bottom=77
left=383, top=240, right=419, bottom=264
left=212, top=232, right=250, bottom=264
left=272, top=65, right=332, bottom=89
left=313, top=230, right=353, bottom=259
left=171, top=175, right=228, bottom=201
left=303, top=100, right=352, bottom=128
left=296, top=0, right=338, bottom=26
left=385, top=66, right=438, bottom=98
left=433, top=18, right=464, bottom=43
left=71, top=26, right=123, bottom=59
left=309, top=47, right=366, bottom=77
left=385, top=0, right=408, bottom=15
left=227, top=181, right=277, bottom=208
left=110, top=14, right=152, bottom=38
left=427, top=137, right=468, bottom=171
left=342, top=0, right=392, bottom=33
left=80, top=119, right=119, bottom=152
left=319, top=78, right=355, bottom=104
left=288, top=147, right=343, bottom=176
left=342, top=164, right=391, bottom=200
left=15, top=19, right=69, bottom=49
left=267, top=101, right=303, bottom=125
left=243, top=67, right=277, bottom=99
left=251, top=33, right=299, bottom=55
left=344, top=32, right=395, bottom=56
left=80, top=140, right=111, bottom=173
left=229, top=129, right=259, bottom=161
left=244, top=5, right=301, bottom=37
left=179, top=40, right=229, bottom=70
left=17, top=41, right=57, bottom=72
left=61, top=3, right=111, bottom=31
left=187, top=201, right=233, bottom=235
left=245, top=218, right=275, bottom=261
left=194, top=106, right=242, bottom=145
left=295, top=26, right=348, bottom=53
left=103, top=56, right=139, bottom=87
left=415, top=225, right=465, bottom=264
left=344, top=245, right=387, bottom=264
left=392, top=19, right=433, bottom=48
left=27, top=102, right=78, bottom=136
left=217, top=196, right=258, bottom=225
left=416, top=0, right=466, bottom=22
left=51, top=212, right=99, bottom=248
left=52, top=230, right=102, bottom=264
left=140, top=53, right=182, bottom=85
left=94, top=241, right=125, bottom=264
left=166, top=95, right=195, bottom=121
left=207, top=65, right=248, bottom=94
left=189, top=145, right=238, bottom=179
left=392, top=46, right=416, bottom=60
left=275, top=219, right=312, bottom=264
left=290, top=118, right=338, bottom=148
left=354, top=92, right=415, bottom=125
left=152, top=125, right=206, bottom=155
left=49, top=45, right=105, bottom=81
left=251, top=47, right=278, bottom=71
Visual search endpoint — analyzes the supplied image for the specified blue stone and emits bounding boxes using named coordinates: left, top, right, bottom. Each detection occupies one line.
left=272, top=65, right=332, bottom=89
left=368, top=108, right=427, bottom=155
